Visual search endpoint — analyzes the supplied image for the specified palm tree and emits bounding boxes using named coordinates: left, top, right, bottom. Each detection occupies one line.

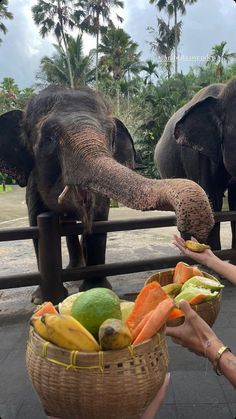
left=141, top=60, right=159, bottom=85
left=207, top=41, right=236, bottom=81
left=0, top=0, right=13, bottom=45
left=37, top=34, right=95, bottom=87
left=149, top=0, right=197, bottom=74
left=98, top=27, right=140, bottom=113
left=32, top=0, right=85, bottom=88
left=81, top=0, right=124, bottom=88
left=149, top=18, right=182, bottom=78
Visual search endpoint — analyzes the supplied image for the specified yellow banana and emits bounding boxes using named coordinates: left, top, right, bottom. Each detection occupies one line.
left=41, top=314, right=100, bottom=352
left=99, top=319, right=132, bottom=350
left=31, top=316, right=51, bottom=341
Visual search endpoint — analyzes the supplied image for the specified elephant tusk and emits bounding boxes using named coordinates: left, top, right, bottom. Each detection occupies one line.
left=58, top=185, right=70, bottom=204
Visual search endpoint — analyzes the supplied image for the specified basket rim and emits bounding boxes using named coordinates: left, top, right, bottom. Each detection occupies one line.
left=27, top=326, right=167, bottom=370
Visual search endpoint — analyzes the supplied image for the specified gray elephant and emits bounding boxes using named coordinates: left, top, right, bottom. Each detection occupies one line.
left=154, top=79, right=236, bottom=250
left=0, top=85, right=214, bottom=303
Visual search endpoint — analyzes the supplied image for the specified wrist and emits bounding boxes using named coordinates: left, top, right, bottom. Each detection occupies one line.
left=205, top=338, right=223, bottom=363
left=204, top=253, right=219, bottom=270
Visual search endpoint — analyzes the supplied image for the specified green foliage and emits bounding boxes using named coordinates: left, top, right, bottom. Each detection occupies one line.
left=81, top=0, right=124, bottom=87
left=0, top=0, right=13, bottom=45
left=0, top=77, right=35, bottom=113
left=36, top=34, right=95, bottom=87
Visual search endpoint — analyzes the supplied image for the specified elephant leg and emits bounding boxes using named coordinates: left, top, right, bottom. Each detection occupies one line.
left=79, top=195, right=111, bottom=291
left=26, top=180, right=68, bottom=304
left=66, top=230, right=85, bottom=269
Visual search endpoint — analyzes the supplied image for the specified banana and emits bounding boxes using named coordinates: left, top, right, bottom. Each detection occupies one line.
left=185, top=240, right=211, bottom=253
left=31, top=316, right=51, bottom=341
left=99, top=319, right=132, bottom=350
left=41, top=314, right=100, bottom=352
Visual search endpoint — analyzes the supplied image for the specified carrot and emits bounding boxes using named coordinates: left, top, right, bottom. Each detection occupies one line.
left=33, top=301, right=58, bottom=317
left=167, top=307, right=184, bottom=321
left=188, top=294, right=206, bottom=305
left=126, top=282, right=168, bottom=332
left=173, top=262, right=202, bottom=284
left=133, top=298, right=175, bottom=346
left=131, top=310, right=154, bottom=342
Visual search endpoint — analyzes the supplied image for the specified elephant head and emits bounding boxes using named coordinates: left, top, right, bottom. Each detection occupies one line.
left=0, top=85, right=214, bottom=241
left=174, top=79, right=236, bottom=177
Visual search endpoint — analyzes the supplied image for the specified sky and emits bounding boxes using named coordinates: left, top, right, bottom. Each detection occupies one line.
left=0, top=0, right=236, bottom=88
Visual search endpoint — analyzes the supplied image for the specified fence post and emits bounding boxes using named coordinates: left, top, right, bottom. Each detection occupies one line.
left=37, top=212, right=67, bottom=304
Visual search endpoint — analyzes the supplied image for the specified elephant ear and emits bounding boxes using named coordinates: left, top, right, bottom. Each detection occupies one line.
left=174, top=95, right=221, bottom=164
left=112, top=118, right=136, bottom=169
left=0, top=110, right=34, bottom=187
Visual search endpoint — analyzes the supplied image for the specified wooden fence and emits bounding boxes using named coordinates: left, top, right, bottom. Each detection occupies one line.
left=1, top=211, right=236, bottom=303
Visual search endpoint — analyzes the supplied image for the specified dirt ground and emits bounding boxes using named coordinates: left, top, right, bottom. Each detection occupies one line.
left=0, top=186, right=233, bottom=317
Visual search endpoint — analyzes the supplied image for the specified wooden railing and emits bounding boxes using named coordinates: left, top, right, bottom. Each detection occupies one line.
left=1, top=211, right=236, bottom=303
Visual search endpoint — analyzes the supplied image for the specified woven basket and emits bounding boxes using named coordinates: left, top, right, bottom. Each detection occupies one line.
left=145, top=269, right=222, bottom=327
left=26, top=327, right=169, bottom=419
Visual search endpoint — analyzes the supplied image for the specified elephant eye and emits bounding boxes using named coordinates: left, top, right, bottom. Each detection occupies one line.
left=40, top=120, right=62, bottom=146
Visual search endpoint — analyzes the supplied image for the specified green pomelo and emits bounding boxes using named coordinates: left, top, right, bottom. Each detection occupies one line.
left=71, top=288, right=122, bottom=338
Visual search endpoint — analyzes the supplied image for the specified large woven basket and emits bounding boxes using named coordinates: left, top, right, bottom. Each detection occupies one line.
left=145, top=269, right=222, bottom=327
left=26, top=327, right=169, bottom=419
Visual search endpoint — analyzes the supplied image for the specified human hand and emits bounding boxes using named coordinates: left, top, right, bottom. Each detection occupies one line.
left=172, top=234, right=215, bottom=267
left=166, top=301, right=222, bottom=360
left=141, top=373, right=170, bottom=419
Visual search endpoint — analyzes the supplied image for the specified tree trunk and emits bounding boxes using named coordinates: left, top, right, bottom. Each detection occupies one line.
left=57, top=0, right=74, bottom=88
left=174, top=5, right=178, bottom=75
left=116, top=83, right=120, bottom=116
left=96, top=30, right=99, bottom=90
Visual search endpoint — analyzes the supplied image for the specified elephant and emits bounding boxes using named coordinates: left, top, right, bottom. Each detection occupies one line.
left=0, top=85, right=214, bottom=303
left=154, top=79, right=236, bottom=250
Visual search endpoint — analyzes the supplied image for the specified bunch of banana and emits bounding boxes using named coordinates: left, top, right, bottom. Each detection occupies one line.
left=32, top=313, right=100, bottom=352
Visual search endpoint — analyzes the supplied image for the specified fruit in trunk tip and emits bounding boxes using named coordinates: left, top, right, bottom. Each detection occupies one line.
left=185, top=240, right=211, bottom=252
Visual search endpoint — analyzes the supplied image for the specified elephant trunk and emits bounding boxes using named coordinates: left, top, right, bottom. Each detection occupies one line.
left=62, top=129, right=214, bottom=241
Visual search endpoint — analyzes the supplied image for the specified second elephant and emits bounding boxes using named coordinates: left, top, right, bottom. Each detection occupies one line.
left=154, top=80, right=236, bottom=250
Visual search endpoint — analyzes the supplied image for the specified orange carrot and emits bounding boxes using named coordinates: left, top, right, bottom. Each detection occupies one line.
left=126, top=282, right=168, bottom=332
left=188, top=294, right=206, bottom=305
left=131, top=310, right=154, bottom=342
left=133, top=298, right=175, bottom=346
left=33, top=301, right=58, bottom=317
left=167, top=307, right=184, bottom=321
left=173, top=262, right=202, bottom=284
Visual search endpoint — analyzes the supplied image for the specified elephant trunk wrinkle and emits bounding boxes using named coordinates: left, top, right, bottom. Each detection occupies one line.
left=61, top=130, right=214, bottom=241
left=80, top=155, right=214, bottom=241
left=63, top=128, right=112, bottom=164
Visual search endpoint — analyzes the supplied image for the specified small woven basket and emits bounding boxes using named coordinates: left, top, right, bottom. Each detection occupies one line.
left=145, top=269, right=222, bottom=327
left=26, top=327, right=169, bottom=419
